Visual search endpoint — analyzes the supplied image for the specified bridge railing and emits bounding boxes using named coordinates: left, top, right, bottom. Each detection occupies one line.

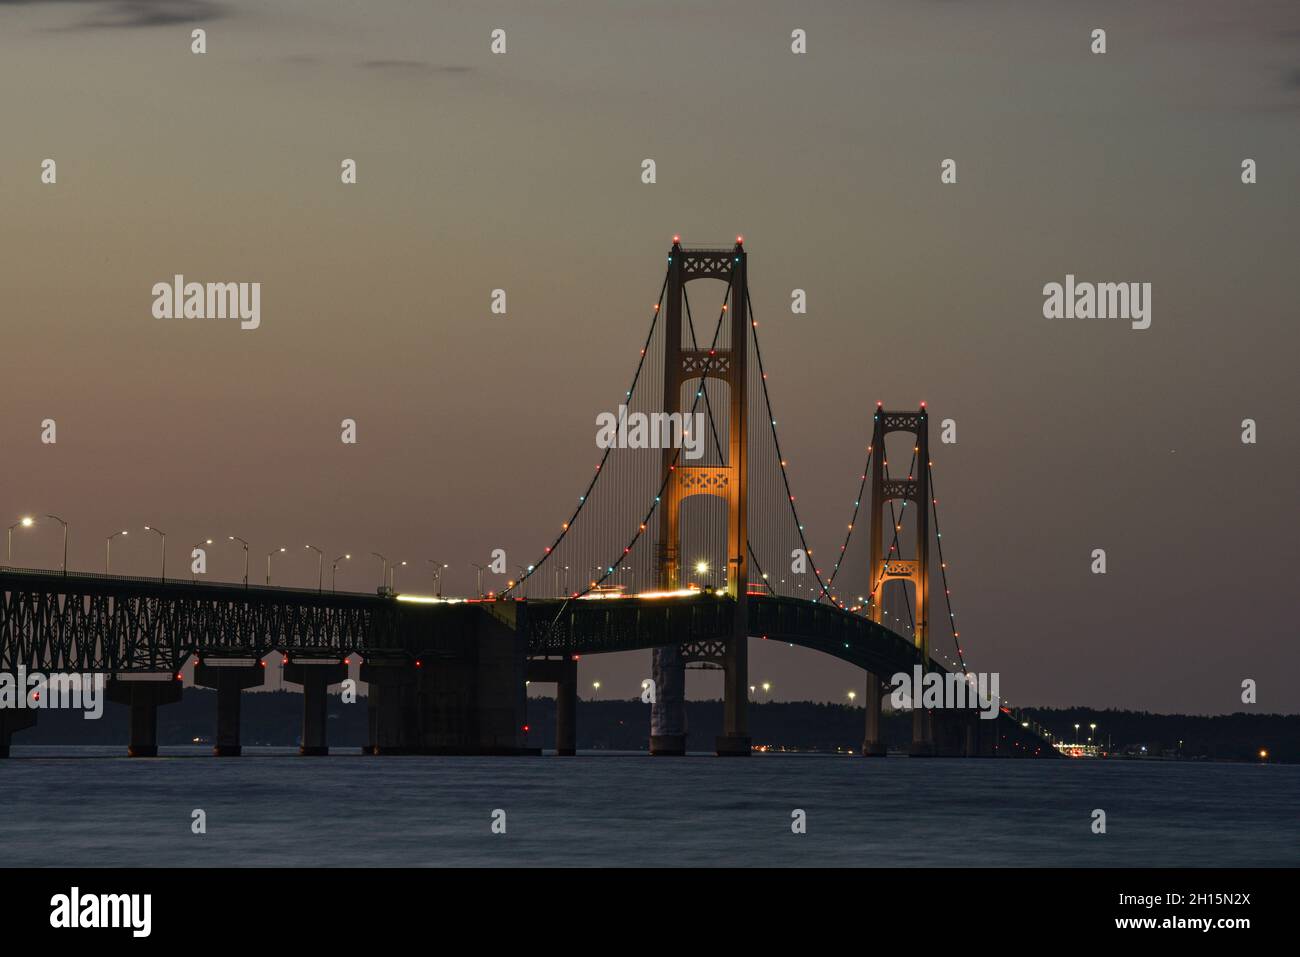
left=0, top=564, right=379, bottom=599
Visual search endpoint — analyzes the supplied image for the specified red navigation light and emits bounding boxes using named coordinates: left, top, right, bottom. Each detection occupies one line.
left=415, top=659, right=423, bottom=668
left=736, top=235, right=744, bottom=244
left=522, top=724, right=530, bottom=733
left=672, top=235, right=680, bottom=244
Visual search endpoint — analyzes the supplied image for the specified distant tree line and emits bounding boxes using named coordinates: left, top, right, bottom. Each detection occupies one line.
left=12, top=692, right=1298, bottom=762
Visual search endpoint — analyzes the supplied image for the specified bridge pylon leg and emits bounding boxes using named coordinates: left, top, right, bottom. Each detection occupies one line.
left=0, top=709, right=38, bottom=758
left=861, top=673, right=887, bottom=756
left=715, top=636, right=751, bottom=757
left=107, top=677, right=183, bottom=758
left=283, top=660, right=347, bottom=756
left=649, top=645, right=686, bottom=755
left=964, top=712, right=981, bottom=757
left=193, top=661, right=265, bottom=756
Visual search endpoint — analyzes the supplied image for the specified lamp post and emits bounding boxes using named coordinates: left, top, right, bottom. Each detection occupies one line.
left=228, top=536, right=250, bottom=587
left=389, top=560, right=406, bottom=593
left=143, top=525, right=166, bottom=580
left=305, top=545, right=323, bottom=592
left=371, top=552, right=388, bottom=592
left=332, top=554, right=351, bottom=593
left=471, top=563, right=487, bottom=598
left=427, top=560, right=447, bottom=597
left=592, top=681, right=601, bottom=701
left=266, top=547, right=285, bottom=585
left=46, top=514, right=69, bottom=574
left=105, top=529, right=128, bottom=574
left=1074, top=723, right=1081, bottom=746
left=7, top=516, right=34, bottom=563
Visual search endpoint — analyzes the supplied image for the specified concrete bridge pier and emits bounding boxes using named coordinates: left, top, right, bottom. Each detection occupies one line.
left=555, top=656, right=577, bottom=756
left=362, top=660, right=419, bottom=754
left=910, top=707, right=936, bottom=757
left=0, top=709, right=37, bottom=758
left=525, top=656, right=577, bottom=755
left=965, top=713, right=997, bottom=757
left=860, top=673, right=887, bottom=756
left=715, top=636, right=751, bottom=757
left=193, top=661, right=265, bottom=756
left=107, top=676, right=183, bottom=757
left=931, top=709, right=971, bottom=757
left=282, top=660, right=347, bottom=756
left=649, top=645, right=686, bottom=755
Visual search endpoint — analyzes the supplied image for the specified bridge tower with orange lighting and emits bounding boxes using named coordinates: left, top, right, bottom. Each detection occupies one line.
left=861, top=404, right=934, bottom=757
left=649, top=238, right=751, bottom=756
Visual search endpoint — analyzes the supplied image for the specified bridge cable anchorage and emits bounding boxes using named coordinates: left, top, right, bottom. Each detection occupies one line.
left=502, top=266, right=671, bottom=599
left=744, top=286, right=837, bottom=605
left=927, top=459, right=969, bottom=675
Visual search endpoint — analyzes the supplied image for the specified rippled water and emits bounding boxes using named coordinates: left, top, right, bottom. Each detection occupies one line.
left=0, top=748, right=1294, bottom=867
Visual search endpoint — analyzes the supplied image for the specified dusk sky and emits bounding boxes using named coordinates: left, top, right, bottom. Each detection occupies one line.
left=2, top=0, right=1297, bottom=713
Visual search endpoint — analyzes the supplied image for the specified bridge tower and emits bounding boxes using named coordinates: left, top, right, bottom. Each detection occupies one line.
left=862, top=405, right=934, bottom=757
left=650, top=238, right=751, bottom=756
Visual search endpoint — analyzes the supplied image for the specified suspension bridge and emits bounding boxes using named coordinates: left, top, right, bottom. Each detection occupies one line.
left=0, top=238, right=1055, bottom=759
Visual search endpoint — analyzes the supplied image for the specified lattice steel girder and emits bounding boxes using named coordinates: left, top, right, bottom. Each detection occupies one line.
left=675, top=248, right=740, bottom=281
left=880, top=478, right=921, bottom=503
left=0, top=569, right=400, bottom=673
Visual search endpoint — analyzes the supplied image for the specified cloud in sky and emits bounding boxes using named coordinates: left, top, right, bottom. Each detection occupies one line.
left=0, top=0, right=225, bottom=30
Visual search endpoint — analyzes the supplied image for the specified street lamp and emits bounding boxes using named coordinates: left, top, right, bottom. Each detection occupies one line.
left=266, top=546, right=285, bottom=585
left=427, top=560, right=447, bottom=597
left=371, top=552, right=388, bottom=591
left=305, top=545, right=323, bottom=592
left=471, top=562, right=487, bottom=598
left=228, top=536, right=250, bottom=587
left=7, top=516, right=34, bottom=563
left=143, top=525, right=166, bottom=580
left=46, top=514, right=69, bottom=574
left=1074, top=723, right=1081, bottom=746
left=592, top=680, right=601, bottom=700
left=762, top=681, right=772, bottom=698
left=105, top=529, right=128, bottom=574
left=1089, top=722, right=1097, bottom=745
left=847, top=690, right=857, bottom=704
left=332, top=554, right=351, bottom=593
